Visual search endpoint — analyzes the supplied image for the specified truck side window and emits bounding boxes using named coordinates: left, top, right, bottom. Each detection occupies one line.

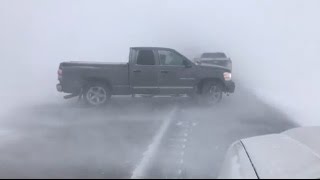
left=158, top=50, right=184, bottom=66
left=136, top=50, right=155, bottom=65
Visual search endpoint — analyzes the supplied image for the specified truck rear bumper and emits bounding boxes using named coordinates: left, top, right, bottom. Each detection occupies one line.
left=224, top=81, right=235, bottom=93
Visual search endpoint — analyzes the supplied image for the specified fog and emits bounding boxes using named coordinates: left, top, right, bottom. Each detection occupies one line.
left=1, top=0, right=319, bottom=125
left=0, top=0, right=318, bottom=178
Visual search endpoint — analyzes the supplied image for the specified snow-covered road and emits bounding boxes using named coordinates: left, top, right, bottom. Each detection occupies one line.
left=0, top=87, right=296, bottom=178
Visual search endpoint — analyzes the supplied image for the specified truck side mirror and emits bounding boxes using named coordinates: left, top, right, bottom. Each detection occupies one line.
left=183, top=60, right=192, bottom=68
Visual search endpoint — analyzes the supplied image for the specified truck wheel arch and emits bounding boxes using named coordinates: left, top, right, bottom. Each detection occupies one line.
left=197, top=78, right=224, bottom=93
left=83, top=77, right=113, bottom=92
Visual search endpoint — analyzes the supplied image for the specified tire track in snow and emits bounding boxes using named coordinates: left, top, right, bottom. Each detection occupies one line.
left=131, top=106, right=178, bottom=179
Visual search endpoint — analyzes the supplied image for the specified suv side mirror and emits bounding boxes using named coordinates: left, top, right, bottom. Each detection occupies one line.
left=183, top=59, right=192, bottom=68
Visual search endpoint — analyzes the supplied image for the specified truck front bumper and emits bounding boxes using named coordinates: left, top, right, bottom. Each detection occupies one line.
left=224, top=81, right=235, bottom=93
left=56, top=84, right=63, bottom=92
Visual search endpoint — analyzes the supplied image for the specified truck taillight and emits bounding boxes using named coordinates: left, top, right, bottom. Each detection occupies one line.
left=58, top=69, right=62, bottom=79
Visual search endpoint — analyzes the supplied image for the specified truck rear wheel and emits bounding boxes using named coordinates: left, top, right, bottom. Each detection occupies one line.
left=84, top=83, right=111, bottom=106
left=201, top=81, right=223, bottom=105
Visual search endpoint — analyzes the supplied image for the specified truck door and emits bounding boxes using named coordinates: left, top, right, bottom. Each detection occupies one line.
left=157, top=50, right=196, bottom=95
left=130, top=49, right=159, bottom=94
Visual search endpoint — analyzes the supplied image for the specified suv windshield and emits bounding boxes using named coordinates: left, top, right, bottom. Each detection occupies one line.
left=201, top=52, right=227, bottom=59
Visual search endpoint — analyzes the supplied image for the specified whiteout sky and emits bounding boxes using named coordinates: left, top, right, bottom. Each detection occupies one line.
left=0, top=0, right=319, bottom=125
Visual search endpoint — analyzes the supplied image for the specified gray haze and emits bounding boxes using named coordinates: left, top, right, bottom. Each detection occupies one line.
left=0, top=0, right=319, bottom=123
left=0, top=1, right=317, bottom=178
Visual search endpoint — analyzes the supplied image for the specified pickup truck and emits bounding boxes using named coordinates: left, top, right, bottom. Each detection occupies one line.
left=56, top=47, right=235, bottom=106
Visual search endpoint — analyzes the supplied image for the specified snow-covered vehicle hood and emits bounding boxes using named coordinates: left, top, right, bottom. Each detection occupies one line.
left=194, top=57, right=232, bottom=71
left=219, top=127, right=320, bottom=179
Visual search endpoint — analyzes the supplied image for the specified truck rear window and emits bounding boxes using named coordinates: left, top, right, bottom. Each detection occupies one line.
left=137, top=50, right=155, bottom=65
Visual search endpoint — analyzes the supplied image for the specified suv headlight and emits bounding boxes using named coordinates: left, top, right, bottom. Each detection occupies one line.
left=224, top=72, right=232, bottom=81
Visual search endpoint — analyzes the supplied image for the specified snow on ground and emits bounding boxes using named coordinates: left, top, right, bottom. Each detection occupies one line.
left=226, top=76, right=318, bottom=126
left=0, top=88, right=296, bottom=178
left=250, top=87, right=320, bottom=127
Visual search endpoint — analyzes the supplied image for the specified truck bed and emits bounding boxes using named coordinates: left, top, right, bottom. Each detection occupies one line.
left=59, top=61, right=130, bottom=95
left=60, top=61, right=128, bottom=67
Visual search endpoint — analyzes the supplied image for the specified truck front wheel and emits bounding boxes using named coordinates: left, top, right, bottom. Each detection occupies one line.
left=201, top=81, right=223, bottom=105
left=84, top=83, right=111, bottom=106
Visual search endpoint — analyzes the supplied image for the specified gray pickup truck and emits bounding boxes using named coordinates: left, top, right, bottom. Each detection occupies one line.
left=57, top=47, right=235, bottom=106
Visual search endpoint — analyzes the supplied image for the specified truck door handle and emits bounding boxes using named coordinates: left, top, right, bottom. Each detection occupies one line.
left=161, top=70, right=169, bottom=73
left=133, top=70, right=141, bottom=73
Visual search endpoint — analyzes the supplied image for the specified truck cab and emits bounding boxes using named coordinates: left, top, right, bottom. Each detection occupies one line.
left=129, top=47, right=196, bottom=95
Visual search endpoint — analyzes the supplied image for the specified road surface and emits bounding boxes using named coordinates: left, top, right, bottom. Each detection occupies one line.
left=0, top=87, right=296, bottom=178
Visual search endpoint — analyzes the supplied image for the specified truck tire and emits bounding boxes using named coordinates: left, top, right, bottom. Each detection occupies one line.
left=201, top=81, right=223, bottom=105
left=84, top=82, right=111, bottom=106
